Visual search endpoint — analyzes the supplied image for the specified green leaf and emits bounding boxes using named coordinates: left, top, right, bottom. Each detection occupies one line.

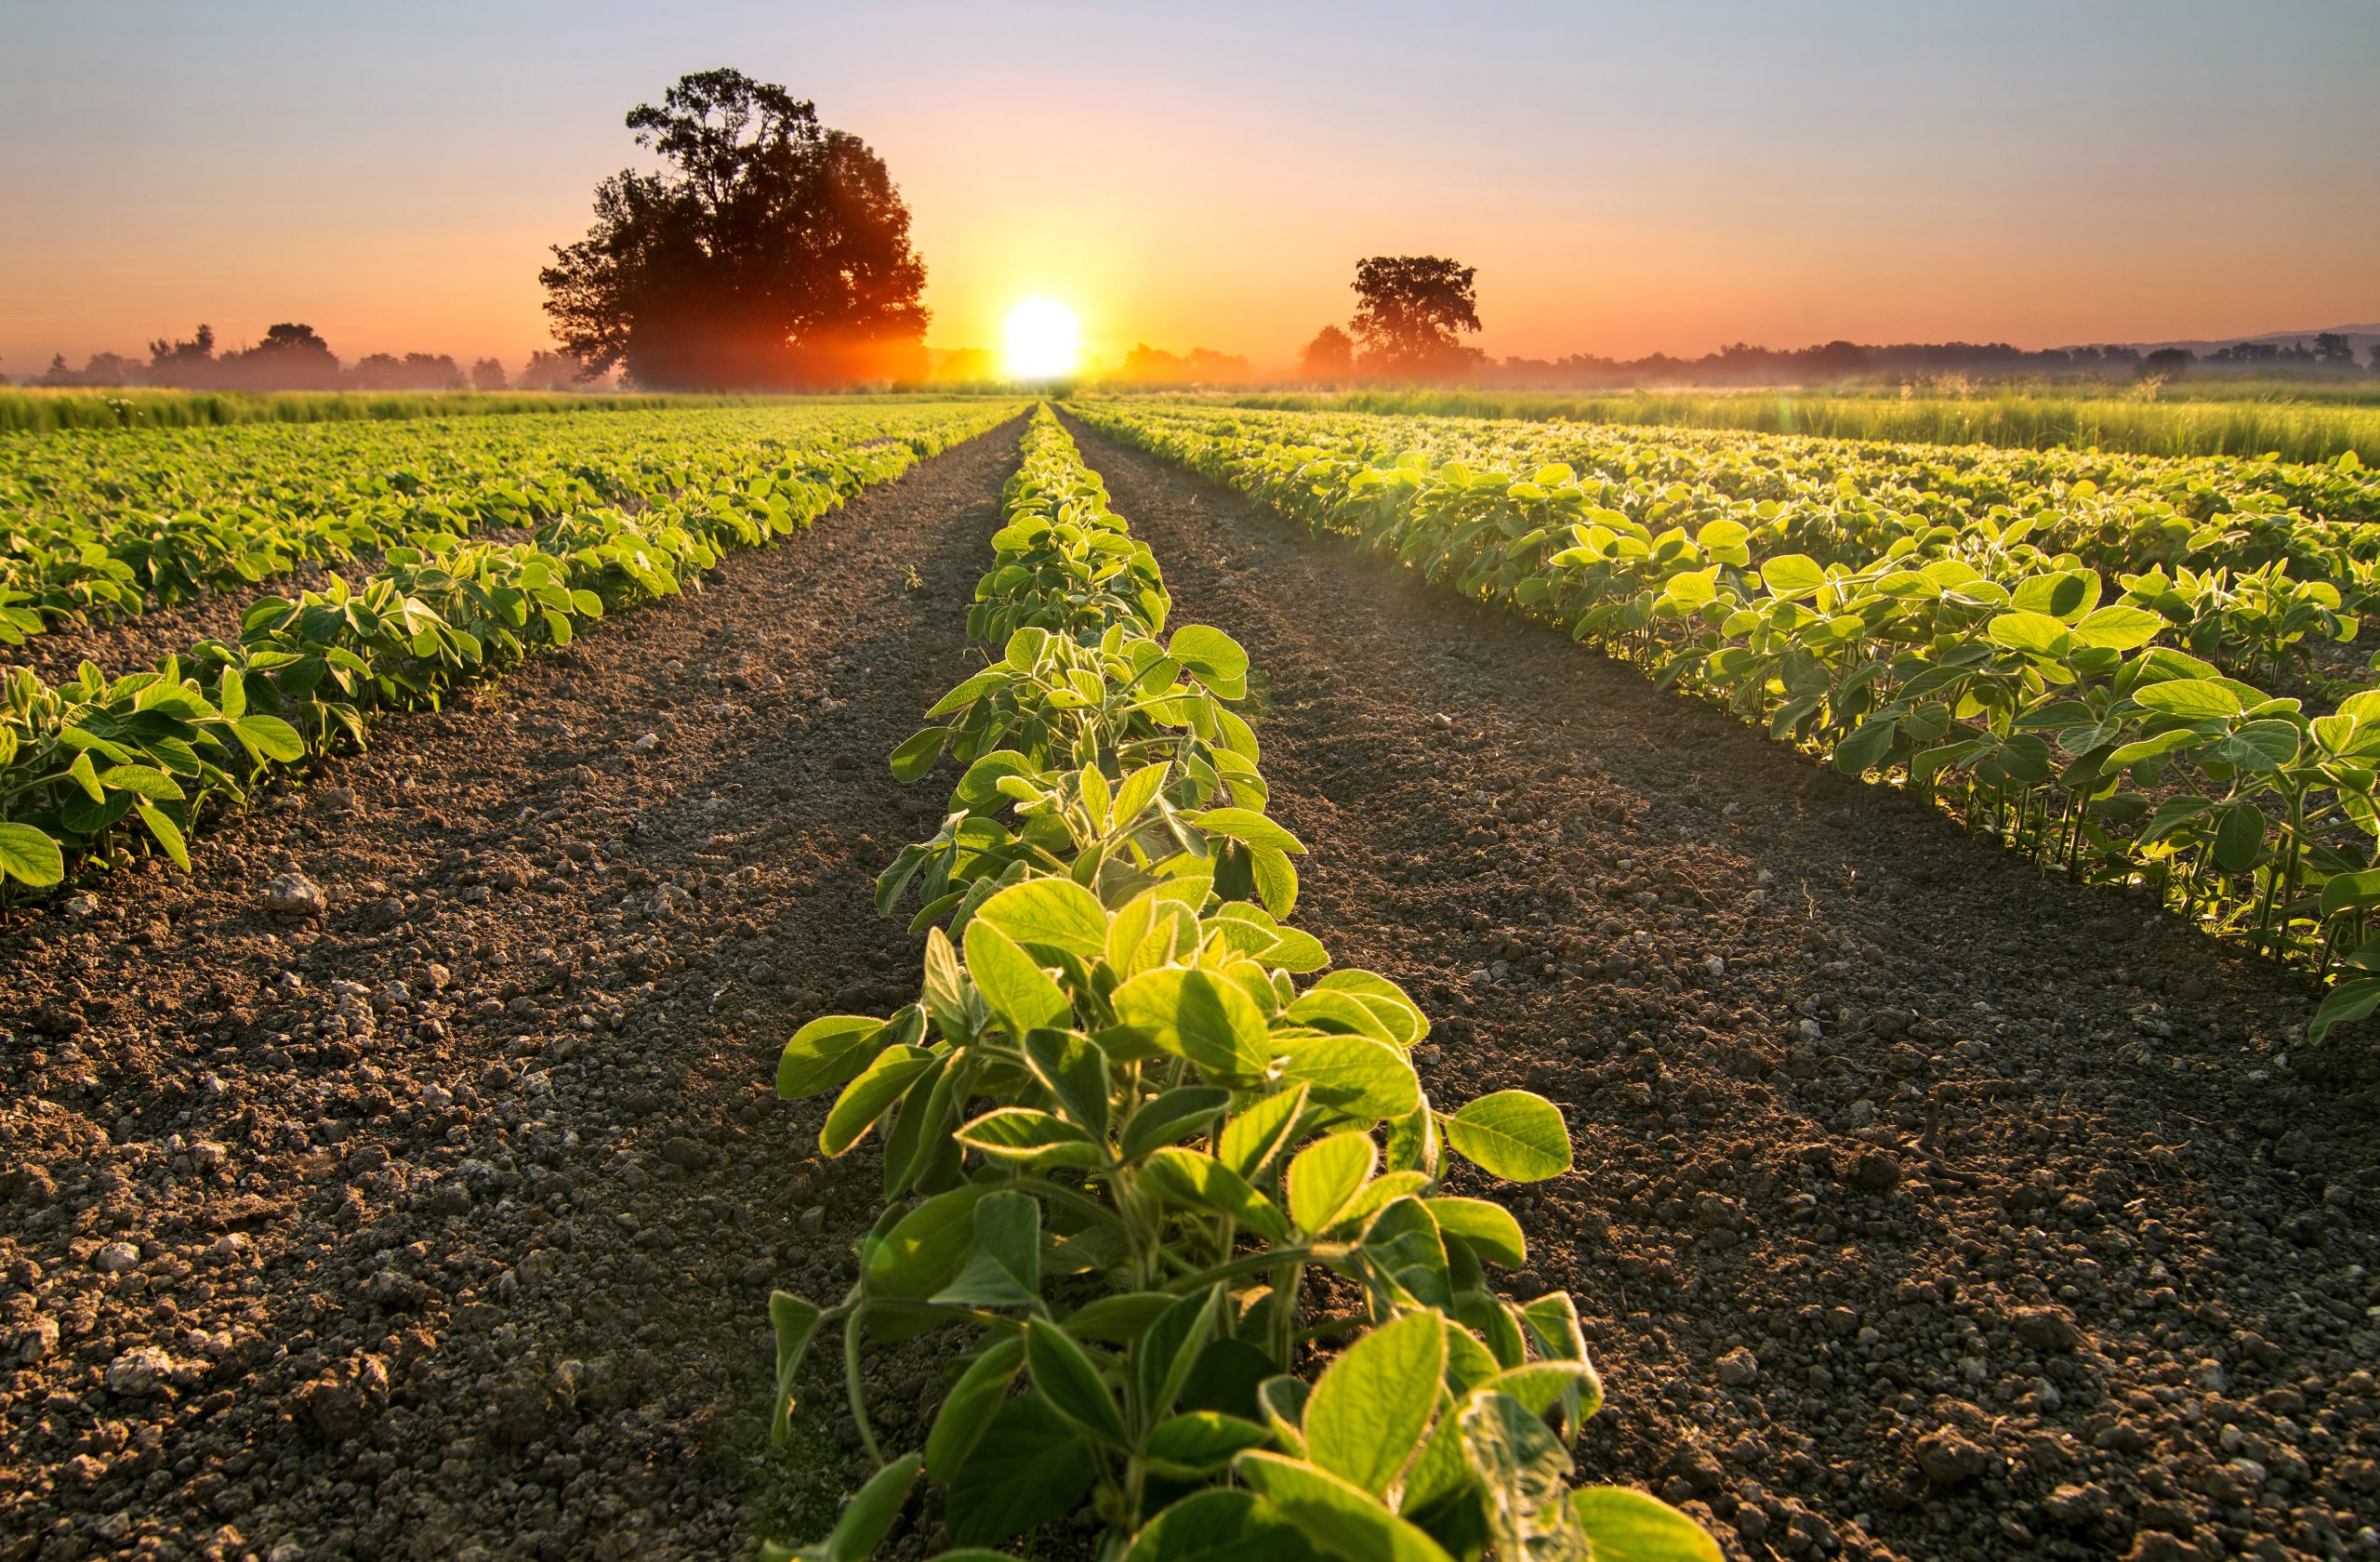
left=889, top=726, right=950, bottom=782
left=977, top=876, right=1110, bottom=959
left=1217, top=1084, right=1310, bottom=1184
left=1120, top=1086, right=1233, bottom=1160
left=824, top=1453, right=921, bottom=1562
left=1276, top=1033, right=1420, bottom=1121
left=1232, top=1450, right=1457, bottom=1562
left=1123, top=1489, right=1319, bottom=1562
left=1461, top=1393, right=1580, bottom=1562
left=1567, top=1488, right=1723, bottom=1562
left=1025, top=1317, right=1128, bottom=1447
left=1145, top=1410, right=1275, bottom=1476
left=1111, top=968, right=1272, bottom=1078
left=945, top=1395, right=1099, bottom=1547
left=1140, top=1147, right=1288, bottom=1238
left=99, top=763, right=182, bottom=802
left=1024, top=1028, right=1111, bottom=1143
left=1758, top=554, right=1826, bottom=599
left=1195, top=807, right=1306, bottom=856
left=1134, top=1286, right=1223, bottom=1423
left=1985, top=611, right=2071, bottom=655
left=1288, top=1132, right=1376, bottom=1234
left=778, top=1015, right=889, bottom=1099
left=965, top=916, right=1073, bottom=1038
left=2310, top=977, right=2380, bottom=1041
left=135, top=802, right=190, bottom=870
left=2132, top=678, right=2242, bottom=719
left=931, top=1190, right=1042, bottom=1306
left=232, top=714, right=306, bottom=764
left=863, top=1184, right=996, bottom=1301
left=1302, top=1310, right=1444, bottom=1497
left=1443, top=1092, right=1572, bottom=1182
left=2074, top=603, right=2165, bottom=651
left=955, top=1106, right=1101, bottom=1168
left=0, top=822, right=66, bottom=887
left=1170, top=625, right=1250, bottom=695
left=767, top=1291, right=824, bottom=1445
left=820, top=1045, right=934, bottom=1156
left=63, top=751, right=104, bottom=803
left=1424, top=1198, right=1527, bottom=1267
left=928, top=1338, right=1026, bottom=1479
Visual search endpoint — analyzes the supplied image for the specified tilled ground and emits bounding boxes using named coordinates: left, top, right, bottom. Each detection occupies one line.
left=0, top=421, right=1025, bottom=1562
left=1063, top=414, right=2380, bottom=1562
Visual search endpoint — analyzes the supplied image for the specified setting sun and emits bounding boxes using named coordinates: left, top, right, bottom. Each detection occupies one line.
left=1004, top=298, right=1081, bottom=380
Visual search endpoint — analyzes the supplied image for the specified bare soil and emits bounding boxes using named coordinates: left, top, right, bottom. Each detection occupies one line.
left=1062, top=413, right=2380, bottom=1562
left=0, top=420, right=1025, bottom=1562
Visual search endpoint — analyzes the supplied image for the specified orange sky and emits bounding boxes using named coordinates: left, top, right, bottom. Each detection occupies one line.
left=3, top=2, right=2373, bottom=377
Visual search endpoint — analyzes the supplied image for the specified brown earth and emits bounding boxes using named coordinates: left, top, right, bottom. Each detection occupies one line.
left=0, top=420, right=1025, bottom=1562
left=1061, top=413, right=2380, bottom=1562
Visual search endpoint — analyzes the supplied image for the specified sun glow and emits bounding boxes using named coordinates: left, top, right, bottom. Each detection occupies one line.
left=1004, top=298, right=1082, bottom=380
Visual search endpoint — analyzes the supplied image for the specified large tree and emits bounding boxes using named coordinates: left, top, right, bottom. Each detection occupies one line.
left=1348, top=256, right=1481, bottom=378
left=541, top=69, right=929, bottom=389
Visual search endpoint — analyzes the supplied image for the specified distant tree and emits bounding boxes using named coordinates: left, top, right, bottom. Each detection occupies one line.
left=1119, top=343, right=1186, bottom=382
left=1183, top=348, right=1253, bottom=382
left=38, top=353, right=76, bottom=387
left=1300, top=324, right=1355, bottom=381
left=79, top=351, right=146, bottom=387
left=147, top=324, right=217, bottom=388
left=1349, top=256, right=1482, bottom=378
left=2369, top=342, right=2380, bottom=375
left=540, top=68, right=930, bottom=389
left=2137, top=347, right=2195, bottom=382
left=515, top=350, right=590, bottom=391
left=469, top=357, right=509, bottom=391
left=223, top=324, right=342, bottom=390
left=932, top=347, right=996, bottom=383
left=2315, top=333, right=2356, bottom=366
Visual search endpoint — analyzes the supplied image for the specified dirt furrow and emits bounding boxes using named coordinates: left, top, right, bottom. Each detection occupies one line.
left=0, top=420, right=1022, bottom=1562
left=1064, top=414, right=2380, bottom=1562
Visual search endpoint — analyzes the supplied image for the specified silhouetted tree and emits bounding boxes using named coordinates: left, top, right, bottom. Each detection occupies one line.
left=1300, top=324, right=1355, bottom=381
left=469, top=357, right=509, bottom=391
left=223, top=324, right=342, bottom=390
left=2369, top=342, right=2380, bottom=375
left=540, top=68, right=929, bottom=389
left=147, top=324, right=217, bottom=388
left=1349, top=257, right=1481, bottom=378
left=515, top=350, right=589, bottom=391
left=2137, top=347, right=2195, bottom=381
left=2315, top=333, right=2356, bottom=365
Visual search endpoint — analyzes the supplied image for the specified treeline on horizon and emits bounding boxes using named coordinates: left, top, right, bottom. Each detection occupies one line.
left=14, top=323, right=600, bottom=394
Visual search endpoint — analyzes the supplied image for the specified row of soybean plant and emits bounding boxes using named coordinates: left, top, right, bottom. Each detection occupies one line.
left=762, top=406, right=1717, bottom=1562
left=1072, top=400, right=2380, bottom=1040
left=0, top=402, right=987, bottom=643
left=1122, top=401, right=2373, bottom=685
left=0, top=403, right=1017, bottom=896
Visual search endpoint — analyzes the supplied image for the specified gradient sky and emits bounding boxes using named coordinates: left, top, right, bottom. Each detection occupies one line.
left=3, top=0, right=2374, bottom=375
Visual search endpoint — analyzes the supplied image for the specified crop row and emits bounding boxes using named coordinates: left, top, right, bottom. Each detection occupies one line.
left=1110, top=401, right=2380, bottom=677
left=0, top=402, right=1020, bottom=895
left=0, top=403, right=992, bottom=643
left=1072, top=402, right=2380, bottom=1041
left=1213, top=394, right=2380, bottom=528
left=760, top=407, right=1717, bottom=1562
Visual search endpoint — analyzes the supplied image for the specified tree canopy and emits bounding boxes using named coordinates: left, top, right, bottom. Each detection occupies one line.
left=540, top=69, right=929, bottom=390
left=1349, top=256, right=1482, bottom=378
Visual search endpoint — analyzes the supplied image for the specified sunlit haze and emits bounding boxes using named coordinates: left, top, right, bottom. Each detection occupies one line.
left=2, top=1, right=2373, bottom=375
